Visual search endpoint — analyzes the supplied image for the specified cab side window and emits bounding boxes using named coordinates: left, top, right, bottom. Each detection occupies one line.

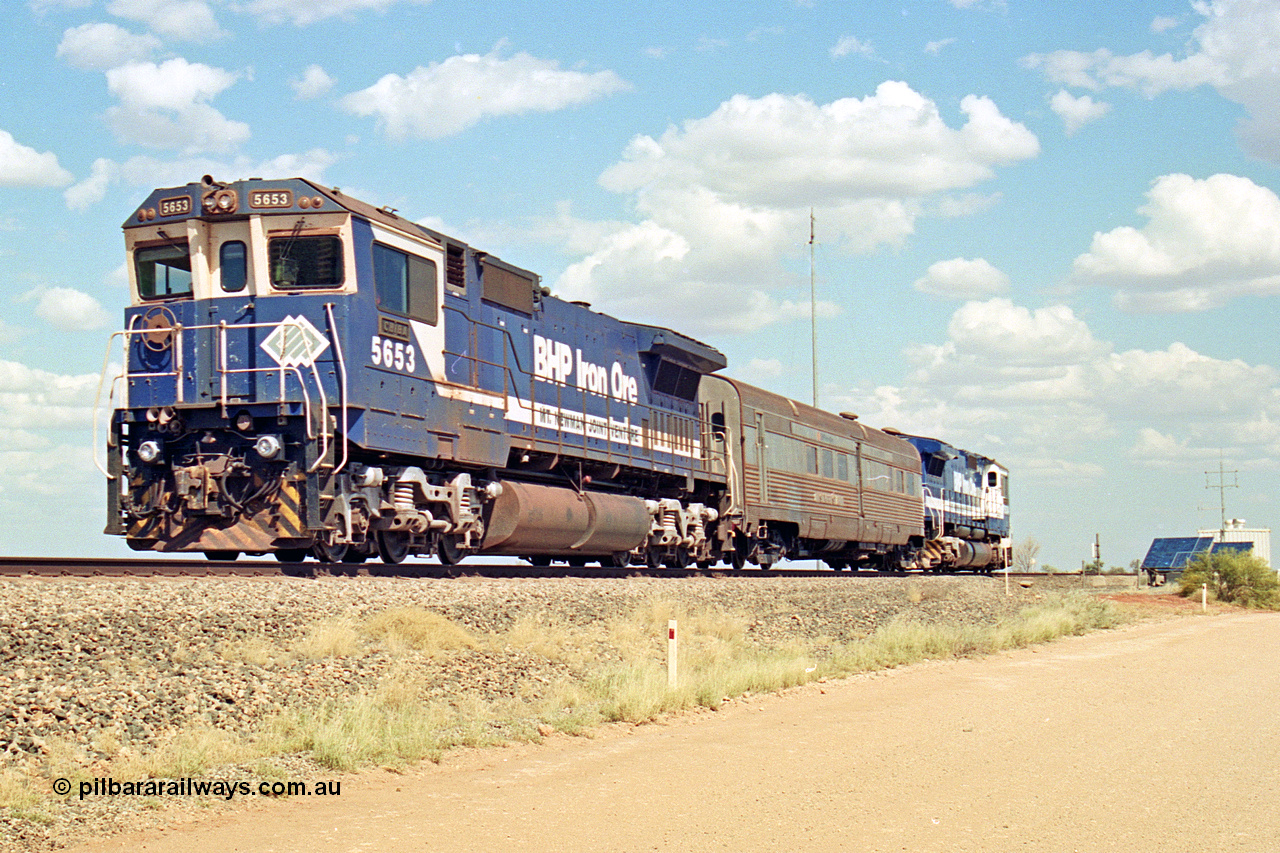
left=220, top=241, right=247, bottom=293
left=373, top=242, right=438, bottom=325
left=135, top=242, right=193, bottom=299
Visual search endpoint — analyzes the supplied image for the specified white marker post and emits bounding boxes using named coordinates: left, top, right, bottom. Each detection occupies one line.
left=667, top=619, right=678, bottom=689
left=1203, top=583, right=1208, bottom=612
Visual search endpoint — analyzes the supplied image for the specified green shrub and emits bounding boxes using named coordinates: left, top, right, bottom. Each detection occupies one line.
left=1178, top=550, right=1279, bottom=609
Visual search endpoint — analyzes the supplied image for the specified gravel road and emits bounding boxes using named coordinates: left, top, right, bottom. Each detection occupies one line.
left=0, top=572, right=1106, bottom=851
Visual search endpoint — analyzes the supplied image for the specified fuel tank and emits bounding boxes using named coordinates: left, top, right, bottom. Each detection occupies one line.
left=481, top=481, right=650, bottom=556
left=946, top=538, right=996, bottom=568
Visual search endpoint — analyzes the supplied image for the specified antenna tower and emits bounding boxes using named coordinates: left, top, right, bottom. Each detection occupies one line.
left=1205, top=455, right=1239, bottom=532
left=809, top=208, right=817, bottom=408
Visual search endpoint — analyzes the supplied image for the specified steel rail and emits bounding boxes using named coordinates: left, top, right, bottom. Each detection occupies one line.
left=0, top=556, right=1045, bottom=581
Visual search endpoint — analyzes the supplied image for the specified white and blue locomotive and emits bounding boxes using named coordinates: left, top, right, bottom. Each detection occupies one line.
left=100, top=176, right=1009, bottom=572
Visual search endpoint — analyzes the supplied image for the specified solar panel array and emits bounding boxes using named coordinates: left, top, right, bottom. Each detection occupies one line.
left=1211, top=541, right=1254, bottom=556
left=1141, top=536, right=1215, bottom=570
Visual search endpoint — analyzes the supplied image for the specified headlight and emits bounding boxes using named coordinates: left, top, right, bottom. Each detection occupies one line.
left=137, top=440, right=162, bottom=464
left=254, top=435, right=283, bottom=459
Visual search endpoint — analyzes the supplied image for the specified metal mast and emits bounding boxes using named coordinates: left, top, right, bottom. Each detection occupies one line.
left=809, top=208, right=817, bottom=408
left=1205, top=455, right=1239, bottom=532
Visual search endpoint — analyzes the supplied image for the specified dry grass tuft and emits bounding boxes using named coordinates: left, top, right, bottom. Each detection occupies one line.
left=0, top=770, right=38, bottom=811
left=218, top=637, right=284, bottom=667
left=113, top=727, right=254, bottom=779
left=363, top=607, right=477, bottom=654
left=293, top=618, right=362, bottom=659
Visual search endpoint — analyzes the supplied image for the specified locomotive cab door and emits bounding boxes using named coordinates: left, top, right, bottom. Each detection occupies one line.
left=368, top=225, right=447, bottom=385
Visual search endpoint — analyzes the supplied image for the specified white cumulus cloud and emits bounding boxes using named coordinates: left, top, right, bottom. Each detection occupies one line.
left=0, top=360, right=101, bottom=431
left=1024, top=0, right=1280, bottom=160
left=1049, top=89, right=1111, bottom=135
left=0, top=130, right=73, bottom=187
left=107, top=0, right=225, bottom=41
left=914, top=257, right=1009, bottom=299
left=105, top=58, right=249, bottom=154
left=64, top=158, right=120, bottom=210
left=830, top=36, right=874, bottom=58
left=1072, top=173, right=1280, bottom=310
left=832, top=297, right=1280, bottom=483
left=291, top=64, right=334, bottom=99
left=56, top=22, right=161, bottom=70
left=341, top=45, right=629, bottom=140
left=235, top=0, right=433, bottom=26
left=31, top=287, right=112, bottom=331
left=555, top=82, right=1037, bottom=334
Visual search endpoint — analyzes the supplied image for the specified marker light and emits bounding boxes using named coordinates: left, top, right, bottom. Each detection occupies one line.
left=234, top=411, right=254, bottom=431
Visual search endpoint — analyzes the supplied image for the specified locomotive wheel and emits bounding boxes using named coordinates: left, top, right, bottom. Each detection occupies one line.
left=312, top=540, right=348, bottom=563
left=274, top=549, right=309, bottom=563
left=342, top=547, right=369, bottom=564
left=607, top=552, right=631, bottom=568
left=729, top=533, right=748, bottom=571
left=205, top=550, right=239, bottom=561
left=645, top=549, right=662, bottom=569
left=376, top=531, right=410, bottom=565
left=437, top=535, right=466, bottom=566
left=664, top=547, right=690, bottom=569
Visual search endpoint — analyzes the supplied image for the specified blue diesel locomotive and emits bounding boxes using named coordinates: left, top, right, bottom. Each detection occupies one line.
left=98, top=176, right=1008, bottom=572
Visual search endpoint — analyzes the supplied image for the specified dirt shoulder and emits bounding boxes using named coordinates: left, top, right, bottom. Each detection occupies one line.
left=64, top=608, right=1280, bottom=853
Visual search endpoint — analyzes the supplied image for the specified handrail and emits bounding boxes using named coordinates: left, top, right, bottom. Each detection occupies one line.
left=92, top=328, right=130, bottom=478
left=94, top=316, right=336, bottom=475
left=323, top=302, right=349, bottom=475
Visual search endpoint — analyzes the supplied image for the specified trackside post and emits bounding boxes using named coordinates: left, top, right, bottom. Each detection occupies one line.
left=668, top=619, right=678, bottom=689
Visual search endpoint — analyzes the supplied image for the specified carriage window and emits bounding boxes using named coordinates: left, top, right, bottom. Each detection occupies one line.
left=837, top=453, right=848, bottom=481
left=135, top=242, right=193, bottom=299
left=269, top=235, right=343, bottom=289
left=373, top=242, right=438, bottom=324
left=220, top=241, right=247, bottom=293
left=821, top=448, right=834, bottom=479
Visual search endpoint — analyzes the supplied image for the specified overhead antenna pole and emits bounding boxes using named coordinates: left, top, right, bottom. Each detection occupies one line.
left=1205, top=453, right=1239, bottom=533
left=810, top=208, right=818, bottom=408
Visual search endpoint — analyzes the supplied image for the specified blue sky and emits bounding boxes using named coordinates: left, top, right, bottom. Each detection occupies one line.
left=3, top=0, right=1280, bottom=568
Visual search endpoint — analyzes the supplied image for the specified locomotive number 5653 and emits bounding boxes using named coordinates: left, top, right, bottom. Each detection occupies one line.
left=370, top=335, right=416, bottom=373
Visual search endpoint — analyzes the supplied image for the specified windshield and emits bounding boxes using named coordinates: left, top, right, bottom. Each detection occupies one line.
left=269, top=235, right=343, bottom=289
left=135, top=242, right=193, bottom=299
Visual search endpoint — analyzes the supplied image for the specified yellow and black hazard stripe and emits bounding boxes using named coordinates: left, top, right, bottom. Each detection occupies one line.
left=920, top=538, right=946, bottom=568
left=273, top=480, right=306, bottom=539
left=127, top=514, right=163, bottom=541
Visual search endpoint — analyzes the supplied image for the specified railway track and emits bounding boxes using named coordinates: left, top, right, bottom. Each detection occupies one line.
left=0, top=556, right=1034, bottom=581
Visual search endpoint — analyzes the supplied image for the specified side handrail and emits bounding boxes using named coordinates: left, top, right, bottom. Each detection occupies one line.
left=323, top=302, right=349, bottom=475
left=93, top=316, right=335, bottom=476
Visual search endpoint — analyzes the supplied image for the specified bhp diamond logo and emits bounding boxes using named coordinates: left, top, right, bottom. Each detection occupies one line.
left=261, top=315, right=330, bottom=368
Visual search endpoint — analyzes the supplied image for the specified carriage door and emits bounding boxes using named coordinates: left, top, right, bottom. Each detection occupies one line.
left=754, top=409, right=768, bottom=504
